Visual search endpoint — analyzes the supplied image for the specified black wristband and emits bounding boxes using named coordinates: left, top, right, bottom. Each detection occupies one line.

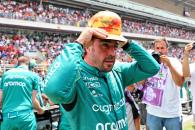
left=74, top=40, right=84, bottom=48
left=122, top=40, right=131, bottom=50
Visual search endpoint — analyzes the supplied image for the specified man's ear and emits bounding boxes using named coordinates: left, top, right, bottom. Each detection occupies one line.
left=29, top=59, right=37, bottom=70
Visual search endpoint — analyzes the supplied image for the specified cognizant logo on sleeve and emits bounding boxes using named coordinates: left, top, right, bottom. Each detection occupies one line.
left=43, top=61, right=60, bottom=87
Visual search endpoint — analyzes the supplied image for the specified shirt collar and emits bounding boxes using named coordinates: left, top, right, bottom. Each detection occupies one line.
left=80, top=60, right=107, bottom=77
left=16, top=65, right=29, bottom=70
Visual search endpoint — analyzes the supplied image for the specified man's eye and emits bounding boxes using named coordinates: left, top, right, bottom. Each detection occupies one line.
left=101, top=41, right=109, bottom=45
left=102, top=44, right=109, bottom=48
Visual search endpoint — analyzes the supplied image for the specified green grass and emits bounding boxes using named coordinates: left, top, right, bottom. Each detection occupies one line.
left=183, top=119, right=194, bottom=130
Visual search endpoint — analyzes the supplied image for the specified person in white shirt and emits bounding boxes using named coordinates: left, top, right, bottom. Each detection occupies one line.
left=143, top=38, right=184, bottom=130
left=182, top=43, right=195, bottom=127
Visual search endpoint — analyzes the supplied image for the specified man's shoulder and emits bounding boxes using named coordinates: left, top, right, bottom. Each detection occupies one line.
left=113, top=61, right=124, bottom=72
left=5, top=68, right=36, bottom=76
left=3, top=68, right=17, bottom=75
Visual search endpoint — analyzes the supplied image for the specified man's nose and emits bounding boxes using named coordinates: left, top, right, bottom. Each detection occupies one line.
left=159, top=50, right=163, bottom=53
left=108, top=47, right=117, bottom=56
left=156, top=49, right=162, bottom=53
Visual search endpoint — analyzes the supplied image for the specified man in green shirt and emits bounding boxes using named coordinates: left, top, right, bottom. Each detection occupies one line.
left=44, top=11, right=160, bottom=130
left=58, top=104, right=71, bottom=130
left=0, top=56, right=44, bottom=130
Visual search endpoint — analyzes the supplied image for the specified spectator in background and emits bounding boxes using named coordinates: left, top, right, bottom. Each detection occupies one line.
left=44, top=10, right=159, bottom=130
left=136, top=81, right=148, bottom=130
left=125, top=85, right=140, bottom=130
left=0, top=56, right=44, bottom=130
left=182, top=43, right=195, bottom=128
left=143, top=38, right=184, bottom=130
left=28, top=58, right=43, bottom=107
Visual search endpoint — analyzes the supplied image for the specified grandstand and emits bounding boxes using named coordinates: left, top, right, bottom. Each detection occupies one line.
left=1, top=0, right=195, bottom=42
left=0, top=0, right=195, bottom=71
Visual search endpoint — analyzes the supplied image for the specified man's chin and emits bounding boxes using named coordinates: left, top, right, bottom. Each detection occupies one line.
left=102, top=66, right=113, bottom=72
left=102, top=68, right=112, bottom=72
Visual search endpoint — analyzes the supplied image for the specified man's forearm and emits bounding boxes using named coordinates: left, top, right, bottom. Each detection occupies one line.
left=123, top=40, right=160, bottom=74
left=182, top=53, right=191, bottom=78
left=33, top=97, right=43, bottom=111
left=168, top=64, right=184, bottom=87
left=0, top=90, right=2, bottom=109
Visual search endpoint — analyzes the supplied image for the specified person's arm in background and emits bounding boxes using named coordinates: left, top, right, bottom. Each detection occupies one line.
left=134, top=117, right=140, bottom=130
left=41, top=93, right=54, bottom=106
left=32, top=90, right=44, bottom=114
left=125, top=85, right=141, bottom=130
left=32, top=73, right=44, bottom=114
left=120, top=40, right=160, bottom=87
left=182, top=43, right=193, bottom=78
left=125, top=88, right=141, bottom=130
left=36, top=77, right=44, bottom=107
left=0, top=89, right=2, bottom=109
left=0, top=75, right=4, bottom=109
left=160, top=55, right=184, bottom=86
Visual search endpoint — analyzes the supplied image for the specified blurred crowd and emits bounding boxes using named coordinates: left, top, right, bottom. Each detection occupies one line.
left=0, top=31, right=77, bottom=65
left=0, top=1, right=195, bottom=40
left=117, top=42, right=195, bottom=63
left=0, top=0, right=90, bottom=26
left=0, top=0, right=194, bottom=79
left=123, top=20, right=195, bottom=40
left=0, top=31, right=78, bottom=78
left=0, top=31, right=194, bottom=78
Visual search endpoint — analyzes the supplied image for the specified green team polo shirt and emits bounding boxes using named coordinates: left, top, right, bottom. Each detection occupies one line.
left=0, top=65, right=39, bottom=113
left=58, top=104, right=71, bottom=130
left=44, top=41, right=160, bottom=130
